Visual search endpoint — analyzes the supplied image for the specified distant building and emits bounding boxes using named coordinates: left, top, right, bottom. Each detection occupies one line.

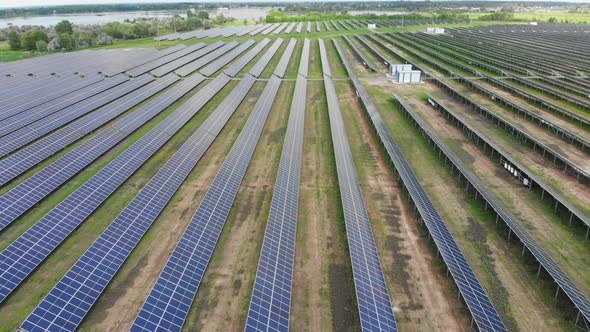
left=368, top=23, right=377, bottom=29
left=426, top=27, right=445, bottom=34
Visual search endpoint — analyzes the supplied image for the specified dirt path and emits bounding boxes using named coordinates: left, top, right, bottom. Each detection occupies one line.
left=336, top=80, right=471, bottom=331
left=290, top=80, right=359, bottom=332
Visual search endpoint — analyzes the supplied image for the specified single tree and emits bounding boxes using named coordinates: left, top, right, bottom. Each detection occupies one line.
left=197, top=11, right=209, bottom=20
left=36, top=40, right=48, bottom=52
left=55, top=20, right=73, bottom=34
left=58, top=33, right=74, bottom=50
left=7, top=31, right=20, bottom=50
left=21, top=31, right=48, bottom=51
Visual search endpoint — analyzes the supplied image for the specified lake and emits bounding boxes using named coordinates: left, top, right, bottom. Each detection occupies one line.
left=0, top=7, right=274, bottom=28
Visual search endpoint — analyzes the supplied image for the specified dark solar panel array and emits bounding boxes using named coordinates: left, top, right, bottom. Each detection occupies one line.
left=0, top=75, right=204, bottom=233
left=355, top=35, right=392, bottom=67
left=0, top=74, right=176, bottom=186
left=323, top=20, right=331, bottom=31
left=236, top=25, right=259, bottom=37
left=151, top=41, right=224, bottom=77
left=320, top=39, right=398, bottom=332
left=245, top=39, right=308, bottom=332
left=331, top=38, right=507, bottom=332
left=127, top=43, right=207, bottom=77
left=306, top=22, right=311, bottom=33
left=250, top=24, right=271, bottom=36
left=261, top=23, right=280, bottom=35
left=331, top=20, right=340, bottom=31
left=0, top=75, right=154, bottom=158
left=0, top=75, right=128, bottom=137
left=176, top=41, right=239, bottom=77
left=200, top=39, right=256, bottom=76
left=0, top=75, right=230, bottom=304
left=273, top=38, right=297, bottom=78
left=225, top=38, right=271, bottom=77
left=249, top=38, right=284, bottom=78
left=0, top=75, right=104, bottom=121
left=21, top=75, right=258, bottom=332
left=132, top=72, right=286, bottom=332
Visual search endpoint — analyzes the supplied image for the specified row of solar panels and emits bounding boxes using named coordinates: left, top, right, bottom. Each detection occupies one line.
left=0, top=39, right=265, bottom=198
left=245, top=38, right=310, bottom=332
left=333, top=37, right=507, bottom=331
left=380, top=33, right=590, bottom=184
left=155, top=19, right=468, bottom=41
left=0, top=46, right=183, bottom=78
left=318, top=38, right=398, bottom=332
left=348, top=32, right=590, bottom=328
left=396, top=96, right=590, bottom=329
left=1, top=37, right=295, bottom=331
left=0, top=37, right=272, bottom=296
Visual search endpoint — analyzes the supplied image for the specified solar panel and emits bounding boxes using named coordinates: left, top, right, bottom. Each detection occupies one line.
left=132, top=74, right=284, bottom=332
left=323, top=21, right=331, bottom=31
left=225, top=38, right=271, bottom=77
left=332, top=38, right=507, bottom=332
left=0, top=75, right=205, bottom=232
left=21, top=75, right=258, bottom=332
left=0, top=75, right=128, bottom=137
left=261, top=23, right=280, bottom=35
left=284, top=22, right=296, bottom=34
left=0, top=75, right=231, bottom=304
left=0, top=75, right=104, bottom=120
left=151, top=41, right=225, bottom=77
left=200, top=39, right=256, bottom=76
left=245, top=42, right=308, bottom=332
left=295, top=22, right=303, bottom=33
left=274, top=22, right=288, bottom=35
left=176, top=41, right=239, bottom=77
left=127, top=43, right=207, bottom=77
left=249, top=38, right=284, bottom=78
left=306, top=22, right=311, bottom=33
left=273, top=38, right=297, bottom=78
left=319, top=39, right=398, bottom=332
left=0, top=75, right=154, bottom=158
left=298, top=38, right=310, bottom=78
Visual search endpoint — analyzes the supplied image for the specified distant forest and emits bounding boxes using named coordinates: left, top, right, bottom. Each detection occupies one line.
left=0, top=1, right=579, bottom=19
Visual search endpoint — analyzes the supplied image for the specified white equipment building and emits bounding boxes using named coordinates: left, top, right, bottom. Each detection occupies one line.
left=390, top=64, right=422, bottom=84
left=368, top=23, right=377, bottom=29
left=426, top=27, right=445, bottom=34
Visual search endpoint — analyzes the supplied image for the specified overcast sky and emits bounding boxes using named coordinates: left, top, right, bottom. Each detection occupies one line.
left=1, top=0, right=589, bottom=9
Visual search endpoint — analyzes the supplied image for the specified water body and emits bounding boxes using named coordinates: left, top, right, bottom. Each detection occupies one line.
left=0, top=7, right=273, bottom=28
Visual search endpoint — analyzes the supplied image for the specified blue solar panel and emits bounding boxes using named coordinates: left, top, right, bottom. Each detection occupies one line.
left=249, top=38, right=284, bottom=78
left=151, top=41, right=225, bottom=77
left=131, top=74, right=284, bottom=332
left=0, top=75, right=154, bottom=158
left=127, top=43, right=206, bottom=77
left=20, top=75, right=258, bottom=332
left=0, top=74, right=204, bottom=233
left=176, top=41, right=239, bottom=77
left=224, top=38, right=271, bottom=77
left=200, top=39, right=255, bottom=76
left=273, top=38, right=297, bottom=78
left=332, top=38, right=507, bottom=332
left=0, top=75, right=128, bottom=137
left=0, top=75, right=231, bottom=304
left=319, top=39, right=397, bottom=332
left=245, top=41, right=308, bottom=332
